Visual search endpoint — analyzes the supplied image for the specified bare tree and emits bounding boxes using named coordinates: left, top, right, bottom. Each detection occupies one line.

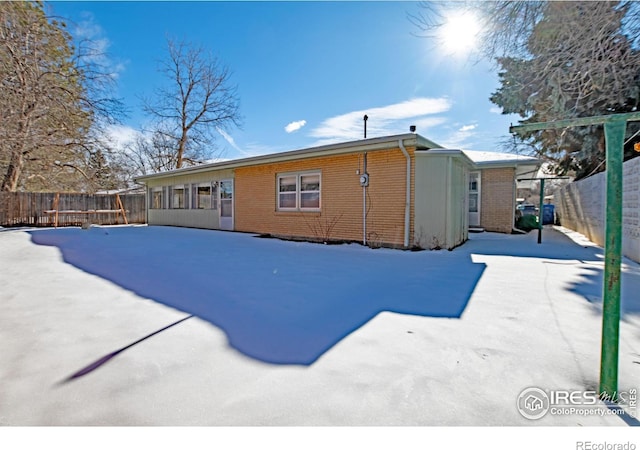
left=115, top=130, right=181, bottom=181
left=143, top=38, right=241, bottom=170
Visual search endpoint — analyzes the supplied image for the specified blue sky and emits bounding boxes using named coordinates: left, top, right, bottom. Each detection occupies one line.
left=49, top=1, right=519, bottom=161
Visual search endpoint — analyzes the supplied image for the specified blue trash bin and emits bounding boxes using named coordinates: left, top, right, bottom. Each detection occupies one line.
left=542, top=204, right=555, bottom=225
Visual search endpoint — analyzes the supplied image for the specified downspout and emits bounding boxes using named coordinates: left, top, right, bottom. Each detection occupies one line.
left=363, top=152, right=367, bottom=246
left=445, top=157, right=452, bottom=248
left=146, top=185, right=150, bottom=225
left=399, top=139, right=411, bottom=248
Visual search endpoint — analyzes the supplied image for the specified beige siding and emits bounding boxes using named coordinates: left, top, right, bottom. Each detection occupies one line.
left=414, top=155, right=448, bottom=248
left=449, top=157, right=469, bottom=246
left=145, top=169, right=234, bottom=229
left=413, top=152, right=470, bottom=249
left=480, top=167, right=515, bottom=233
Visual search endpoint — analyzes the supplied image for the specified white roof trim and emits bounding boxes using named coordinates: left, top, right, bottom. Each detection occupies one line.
left=135, top=133, right=442, bottom=183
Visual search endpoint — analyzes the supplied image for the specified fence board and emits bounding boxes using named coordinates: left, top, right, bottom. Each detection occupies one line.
left=0, top=192, right=146, bottom=227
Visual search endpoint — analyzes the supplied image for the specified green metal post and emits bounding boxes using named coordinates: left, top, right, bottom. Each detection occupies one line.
left=538, top=178, right=545, bottom=244
left=598, top=118, right=625, bottom=401
left=511, top=113, right=636, bottom=401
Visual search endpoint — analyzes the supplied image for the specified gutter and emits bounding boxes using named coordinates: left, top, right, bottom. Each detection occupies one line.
left=399, top=139, right=411, bottom=248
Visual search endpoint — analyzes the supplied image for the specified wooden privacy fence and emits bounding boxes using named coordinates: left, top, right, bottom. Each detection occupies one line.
left=0, top=192, right=146, bottom=227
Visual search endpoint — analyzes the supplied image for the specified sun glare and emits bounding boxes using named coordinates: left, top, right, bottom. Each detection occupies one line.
left=439, top=11, right=481, bottom=56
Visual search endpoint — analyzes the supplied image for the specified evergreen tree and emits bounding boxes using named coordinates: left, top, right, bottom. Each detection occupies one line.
left=0, top=1, right=122, bottom=192
left=412, top=1, right=640, bottom=179
left=490, top=2, right=640, bottom=178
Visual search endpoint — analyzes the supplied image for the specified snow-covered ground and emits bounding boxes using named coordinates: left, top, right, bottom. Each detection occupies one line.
left=0, top=225, right=638, bottom=428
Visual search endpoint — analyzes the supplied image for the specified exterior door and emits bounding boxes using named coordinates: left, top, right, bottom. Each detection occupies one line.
left=219, top=179, right=234, bottom=230
left=468, top=171, right=481, bottom=227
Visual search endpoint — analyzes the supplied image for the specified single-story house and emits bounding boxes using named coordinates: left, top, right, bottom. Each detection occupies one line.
left=135, top=133, right=539, bottom=250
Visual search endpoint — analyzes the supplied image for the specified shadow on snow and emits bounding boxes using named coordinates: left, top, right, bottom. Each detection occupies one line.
left=461, top=228, right=640, bottom=320
left=30, top=226, right=485, bottom=366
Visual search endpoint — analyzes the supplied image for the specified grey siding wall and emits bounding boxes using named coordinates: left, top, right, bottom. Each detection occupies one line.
left=555, top=157, right=640, bottom=263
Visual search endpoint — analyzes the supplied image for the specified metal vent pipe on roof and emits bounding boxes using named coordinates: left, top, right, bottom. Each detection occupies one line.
left=363, top=114, right=368, bottom=139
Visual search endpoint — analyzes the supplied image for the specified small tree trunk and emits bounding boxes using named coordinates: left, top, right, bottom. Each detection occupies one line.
left=176, top=129, right=188, bottom=169
left=1, top=150, right=25, bottom=192
left=2, top=114, right=31, bottom=192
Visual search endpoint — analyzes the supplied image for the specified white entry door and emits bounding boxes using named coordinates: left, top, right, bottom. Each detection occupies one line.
left=219, top=179, right=233, bottom=230
left=468, top=171, right=481, bottom=227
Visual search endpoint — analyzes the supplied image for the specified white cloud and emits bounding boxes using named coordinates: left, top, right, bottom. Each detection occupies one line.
left=458, top=124, right=477, bottom=132
left=106, top=125, right=259, bottom=161
left=105, top=124, right=141, bottom=150
left=284, top=120, right=307, bottom=133
left=412, top=116, right=448, bottom=131
left=71, top=13, right=126, bottom=79
left=439, top=124, right=479, bottom=149
left=310, top=97, right=451, bottom=144
left=216, top=127, right=252, bottom=156
left=489, top=106, right=503, bottom=114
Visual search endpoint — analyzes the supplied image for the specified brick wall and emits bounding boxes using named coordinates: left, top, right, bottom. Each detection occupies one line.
left=480, top=167, right=515, bottom=233
left=235, top=147, right=414, bottom=247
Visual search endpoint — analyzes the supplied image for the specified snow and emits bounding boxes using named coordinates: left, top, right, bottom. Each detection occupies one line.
left=0, top=225, right=638, bottom=428
left=462, top=149, right=539, bottom=164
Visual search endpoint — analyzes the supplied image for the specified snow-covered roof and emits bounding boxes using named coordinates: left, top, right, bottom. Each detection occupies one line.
left=461, top=149, right=539, bottom=165
left=460, top=149, right=540, bottom=180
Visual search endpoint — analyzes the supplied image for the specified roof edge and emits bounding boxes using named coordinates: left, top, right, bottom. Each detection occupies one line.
left=135, top=133, right=442, bottom=182
left=415, top=148, right=476, bottom=167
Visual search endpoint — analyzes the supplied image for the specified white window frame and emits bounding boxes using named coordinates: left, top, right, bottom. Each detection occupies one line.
left=150, top=187, right=163, bottom=210
left=277, top=171, right=321, bottom=212
left=277, top=175, right=298, bottom=211
left=193, top=182, right=218, bottom=210
left=211, top=181, right=219, bottom=211
left=170, top=185, right=186, bottom=209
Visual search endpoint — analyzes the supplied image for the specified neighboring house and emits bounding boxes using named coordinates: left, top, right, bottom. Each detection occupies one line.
left=135, top=133, right=539, bottom=250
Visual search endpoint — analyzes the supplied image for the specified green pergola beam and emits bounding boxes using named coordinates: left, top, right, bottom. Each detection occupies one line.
left=509, top=112, right=640, bottom=134
left=510, top=113, right=639, bottom=401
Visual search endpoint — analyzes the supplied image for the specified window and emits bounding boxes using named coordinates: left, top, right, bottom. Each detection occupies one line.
left=171, top=185, right=186, bottom=209
left=278, top=176, right=297, bottom=209
left=469, top=172, right=479, bottom=213
left=469, top=195, right=478, bottom=213
left=193, top=182, right=218, bottom=209
left=469, top=173, right=479, bottom=192
left=196, top=184, right=211, bottom=209
left=300, top=174, right=320, bottom=209
left=150, top=187, right=163, bottom=209
left=277, top=172, right=321, bottom=211
left=211, top=181, right=218, bottom=210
